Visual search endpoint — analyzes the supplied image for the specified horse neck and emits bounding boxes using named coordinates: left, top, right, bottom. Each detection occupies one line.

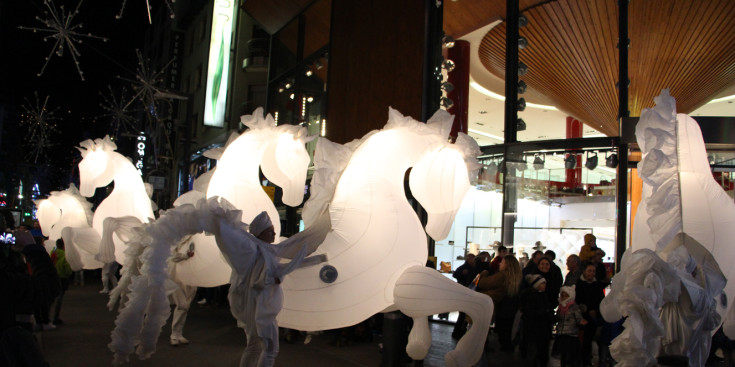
left=207, top=132, right=268, bottom=203
left=109, top=153, right=147, bottom=195
left=348, top=131, right=429, bottom=186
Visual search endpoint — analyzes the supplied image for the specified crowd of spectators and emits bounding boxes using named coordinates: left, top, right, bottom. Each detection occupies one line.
left=452, top=233, right=615, bottom=367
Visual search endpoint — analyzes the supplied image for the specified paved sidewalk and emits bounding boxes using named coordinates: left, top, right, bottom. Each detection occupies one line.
left=31, top=277, right=621, bottom=367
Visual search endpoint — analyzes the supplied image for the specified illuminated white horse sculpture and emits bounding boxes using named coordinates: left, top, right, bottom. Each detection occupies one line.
left=74, top=136, right=155, bottom=264
left=170, top=108, right=314, bottom=287
left=34, top=184, right=102, bottom=269
left=279, top=108, right=492, bottom=367
left=600, top=90, right=733, bottom=367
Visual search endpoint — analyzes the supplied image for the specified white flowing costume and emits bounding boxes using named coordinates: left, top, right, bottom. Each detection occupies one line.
left=168, top=235, right=197, bottom=342
left=217, top=210, right=330, bottom=367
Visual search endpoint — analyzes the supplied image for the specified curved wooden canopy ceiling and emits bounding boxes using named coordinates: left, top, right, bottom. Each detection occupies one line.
left=468, top=0, right=735, bottom=137
left=244, top=0, right=735, bottom=137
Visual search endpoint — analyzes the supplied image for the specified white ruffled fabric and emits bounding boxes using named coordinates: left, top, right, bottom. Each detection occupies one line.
left=301, top=137, right=354, bottom=227
left=109, top=197, right=330, bottom=365
left=634, top=89, right=681, bottom=251
left=605, top=89, right=731, bottom=366
left=600, top=249, right=680, bottom=367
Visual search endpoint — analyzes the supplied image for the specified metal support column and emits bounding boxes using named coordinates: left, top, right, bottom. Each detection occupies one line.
left=615, top=0, right=630, bottom=271
left=501, top=0, right=520, bottom=247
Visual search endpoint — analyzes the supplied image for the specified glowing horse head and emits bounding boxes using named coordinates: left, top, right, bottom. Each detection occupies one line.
left=280, top=107, right=482, bottom=330
left=77, top=136, right=118, bottom=197
left=34, top=184, right=93, bottom=246
left=241, top=108, right=314, bottom=206
left=280, top=108, right=490, bottom=367
left=75, top=135, right=153, bottom=264
left=407, top=111, right=482, bottom=240
left=207, top=108, right=314, bottom=236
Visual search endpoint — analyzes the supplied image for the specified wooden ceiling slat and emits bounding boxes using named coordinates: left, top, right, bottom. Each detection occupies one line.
left=472, top=0, right=735, bottom=136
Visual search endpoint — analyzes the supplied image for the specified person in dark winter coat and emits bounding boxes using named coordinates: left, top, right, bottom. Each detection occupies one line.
left=522, top=274, right=554, bottom=367
left=1, top=229, right=51, bottom=366
left=21, top=237, right=61, bottom=331
left=576, top=262, right=606, bottom=367
left=451, top=253, right=477, bottom=339
left=535, top=257, right=562, bottom=309
left=555, top=286, right=587, bottom=367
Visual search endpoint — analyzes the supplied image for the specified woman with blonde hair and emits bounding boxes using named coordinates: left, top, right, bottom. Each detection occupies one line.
left=476, top=254, right=522, bottom=352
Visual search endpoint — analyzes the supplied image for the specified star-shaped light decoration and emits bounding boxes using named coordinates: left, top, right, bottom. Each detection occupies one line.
left=18, top=0, right=108, bottom=81
left=116, top=0, right=175, bottom=23
left=98, top=85, right=139, bottom=140
left=120, top=50, right=179, bottom=126
left=20, top=93, right=61, bottom=164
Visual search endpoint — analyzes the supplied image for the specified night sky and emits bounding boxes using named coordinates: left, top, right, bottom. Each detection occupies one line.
left=0, top=0, right=155, bottom=194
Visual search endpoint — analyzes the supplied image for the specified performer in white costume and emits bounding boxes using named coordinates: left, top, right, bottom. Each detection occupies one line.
left=229, top=212, right=280, bottom=367
left=168, top=235, right=197, bottom=346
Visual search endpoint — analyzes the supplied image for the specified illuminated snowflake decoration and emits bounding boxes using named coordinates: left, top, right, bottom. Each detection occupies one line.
left=20, top=93, right=61, bottom=164
left=18, top=0, right=108, bottom=81
left=119, top=49, right=177, bottom=126
left=117, top=0, right=175, bottom=23
left=98, top=85, right=139, bottom=140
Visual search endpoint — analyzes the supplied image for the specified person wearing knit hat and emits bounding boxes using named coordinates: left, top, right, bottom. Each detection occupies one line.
left=249, top=211, right=276, bottom=244
left=521, top=273, right=553, bottom=367
left=554, top=285, right=587, bottom=367
left=525, top=273, right=547, bottom=291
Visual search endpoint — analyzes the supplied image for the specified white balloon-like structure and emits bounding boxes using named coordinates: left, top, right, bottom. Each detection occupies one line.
left=34, top=184, right=101, bottom=269
left=169, top=107, right=315, bottom=287
left=600, top=89, right=731, bottom=367
left=108, top=197, right=330, bottom=365
left=68, top=136, right=155, bottom=266
left=280, top=108, right=492, bottom=367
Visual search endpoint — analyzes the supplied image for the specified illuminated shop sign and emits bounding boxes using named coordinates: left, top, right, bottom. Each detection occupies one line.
left=136, top=132, right=146, bottom=176
left=203, top=0, right=237, bottom=127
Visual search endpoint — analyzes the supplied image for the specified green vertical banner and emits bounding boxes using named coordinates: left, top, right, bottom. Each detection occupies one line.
left=204, top=0, right=236, bottom=127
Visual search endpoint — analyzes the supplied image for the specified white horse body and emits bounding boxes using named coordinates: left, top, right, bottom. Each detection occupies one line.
left=279, top=108, right=491, bottom=367
left=35, top=184, right=100, bottom=269
left=172, top=108, right=312, bottom=287
left=76, top=136, right=154, bottom=265
left=280, top=128, right=436, bottom=328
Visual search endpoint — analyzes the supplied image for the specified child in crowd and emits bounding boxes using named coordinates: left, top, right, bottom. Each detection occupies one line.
left=522, top=274, right=554, bottom=367
left=554, top=286, right=587, bottom=367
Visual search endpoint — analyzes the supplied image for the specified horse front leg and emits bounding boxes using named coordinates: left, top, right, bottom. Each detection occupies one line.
left=393, top=265, right=493, bottom=367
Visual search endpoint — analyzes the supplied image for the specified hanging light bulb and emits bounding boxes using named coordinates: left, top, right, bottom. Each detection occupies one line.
left=517, top=98, right=526, bottom=111
left=565, top=154, right=577, bottom=169
left=442, top=59, right=456, bottom=72
left=517, top=118, right=526, bottom=131
left=442, top=35, right=455, bottom=48
left=519, top=14, right=529, bottom=28
left=518, top=36, right=528, bottom=50
left=439, top=97, right=454, bottom=109
left=518, top=80, right=527, bottom=94
left=606, top=152, right=619, bottom=168
left=585, top=152, right=598, bottom=170
left=533, top=154, right=545, bottom=170
left=441, top=81, right=454, bottom=92
left=518, top=62, right=528, bottom=76
left=517, top=157, right=528, bottom=171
